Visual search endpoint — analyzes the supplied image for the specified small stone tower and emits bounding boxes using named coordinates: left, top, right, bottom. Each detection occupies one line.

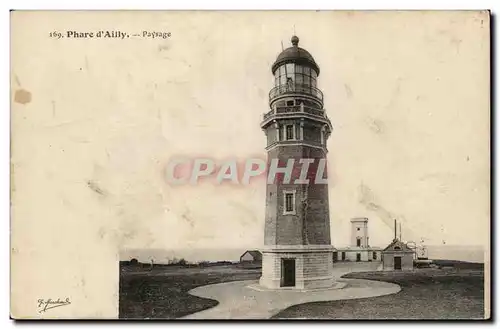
left=259, top=36, right=334, bottom=290
left=351, top=218, right=369, bottom=248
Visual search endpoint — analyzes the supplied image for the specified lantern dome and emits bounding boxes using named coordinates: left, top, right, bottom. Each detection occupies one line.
left=271, top=36, right=320, bottom=76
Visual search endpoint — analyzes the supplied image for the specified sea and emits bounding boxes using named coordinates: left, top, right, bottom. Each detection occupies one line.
left=121, top=245, right=486, bottom=264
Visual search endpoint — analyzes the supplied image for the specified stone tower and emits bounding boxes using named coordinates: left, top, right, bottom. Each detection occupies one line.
left=259, top=36, right=334, bottom=290
left=351, top=217, right=369, bottom=248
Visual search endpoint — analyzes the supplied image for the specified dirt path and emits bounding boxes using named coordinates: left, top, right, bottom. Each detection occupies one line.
left=182, top=262, right=397, bottom=319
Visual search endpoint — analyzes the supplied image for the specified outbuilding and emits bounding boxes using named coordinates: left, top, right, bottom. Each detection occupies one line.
left=240, top=250, right=262, bottom=263
left=382, top=239, right=415, bottom=271
left=334, top=218, right=382, bottom=263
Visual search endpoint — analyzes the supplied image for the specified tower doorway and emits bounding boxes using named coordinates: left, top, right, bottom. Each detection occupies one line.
left=281, top=258, right=296, bottom=287
left=394, top=256, right=402, bottom=270
left=356, top=253, right=361, bottom=262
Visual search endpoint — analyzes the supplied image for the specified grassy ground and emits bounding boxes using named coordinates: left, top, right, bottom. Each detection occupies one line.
left=119, top=265, right=260, bottom=319
left=272, top=268, right=485, bottom=320
left=120, top=261, right=485, bottom=319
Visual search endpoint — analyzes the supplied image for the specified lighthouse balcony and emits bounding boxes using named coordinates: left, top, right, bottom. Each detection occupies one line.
left=270, top=105, right=326, bottom=118
left=269, top=83, right=324, bottom=105
left=261, top=104, right=332, bottom=130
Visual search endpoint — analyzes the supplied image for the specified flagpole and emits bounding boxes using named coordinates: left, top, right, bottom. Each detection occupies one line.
left=281, top=40, right=289, bottom=92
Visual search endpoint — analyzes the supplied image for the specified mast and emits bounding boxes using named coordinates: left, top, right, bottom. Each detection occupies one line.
left=394, top=219, right=397, bottom=240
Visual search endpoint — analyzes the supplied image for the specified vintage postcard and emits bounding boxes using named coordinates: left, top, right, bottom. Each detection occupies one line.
left=10, top=10, right=490, bottom=320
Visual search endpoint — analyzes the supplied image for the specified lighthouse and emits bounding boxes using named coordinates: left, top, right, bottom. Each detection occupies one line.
left=259, top=36, right=334, bottom=289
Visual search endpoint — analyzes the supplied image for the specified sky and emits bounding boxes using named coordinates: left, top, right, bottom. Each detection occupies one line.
left=126, top=11, right=489, bottom=251
left=13, top=10, right=490, bottom=262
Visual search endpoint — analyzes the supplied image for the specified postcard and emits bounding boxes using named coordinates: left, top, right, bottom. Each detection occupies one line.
left=10, top=10, right=490, bottom=319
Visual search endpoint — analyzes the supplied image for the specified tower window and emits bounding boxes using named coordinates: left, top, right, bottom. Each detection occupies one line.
left=286, top=100, right=294, bottom=107
left=285, top=125, right=295, bottom=140
left=285, top=193, right=293, bottom=211
left=283, top=190, right=296, bottom=215
left=356, top=227, right=360, bottom=231
left=356, top=238, right=361, bottom=247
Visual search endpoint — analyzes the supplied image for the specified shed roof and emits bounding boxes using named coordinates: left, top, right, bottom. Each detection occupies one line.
left=240, top=250, right=262, bottom=260
left=383, top=239, right=415, bottom=253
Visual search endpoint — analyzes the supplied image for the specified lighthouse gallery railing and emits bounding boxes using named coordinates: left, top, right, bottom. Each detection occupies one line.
left=263, top=105, right=325, bottom=121
left=269, top=83, right=324, bottom=102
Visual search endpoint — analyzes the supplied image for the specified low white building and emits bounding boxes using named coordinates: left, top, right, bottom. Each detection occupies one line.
left=333, top=218, right=382, bottom=262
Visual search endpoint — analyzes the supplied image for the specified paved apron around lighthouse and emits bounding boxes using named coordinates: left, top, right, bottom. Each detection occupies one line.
left=181, top=262, right=400, bottom=319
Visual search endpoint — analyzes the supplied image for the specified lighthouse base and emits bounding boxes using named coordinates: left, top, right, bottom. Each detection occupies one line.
left=259, top=245, right=335, bottom=290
